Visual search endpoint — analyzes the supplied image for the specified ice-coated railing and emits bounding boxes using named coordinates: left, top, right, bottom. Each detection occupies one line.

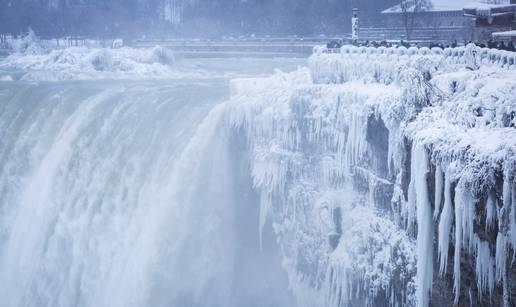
left=311, top=44, right=516, bottom=84
left=315, top=44, right=516, bottom=68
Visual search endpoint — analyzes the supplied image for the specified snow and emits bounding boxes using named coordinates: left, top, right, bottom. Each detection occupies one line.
left=7, top=28, right=44, bottom=54
left=492, top=30, right=516, bottom=38
left=464, top=1, right=514, bottom=10
left=383, top=0, right=472, bottom=13
left=0, top=45, right=177, bottom=81
left=383, top=0, right=510, bottom=13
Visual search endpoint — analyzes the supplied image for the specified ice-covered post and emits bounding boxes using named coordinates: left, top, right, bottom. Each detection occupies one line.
left=352, top=8, right=359, bottom=44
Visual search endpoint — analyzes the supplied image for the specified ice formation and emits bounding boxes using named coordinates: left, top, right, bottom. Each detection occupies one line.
left=227, top=44, right=516, bottom=306
left=437, top=171, right=453, bottom=275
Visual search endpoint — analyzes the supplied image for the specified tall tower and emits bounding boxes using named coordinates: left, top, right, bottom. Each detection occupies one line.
left=352, top=8, right=359, bottom=43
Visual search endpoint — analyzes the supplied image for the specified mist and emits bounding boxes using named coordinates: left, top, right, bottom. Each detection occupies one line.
left=0, top=0, right=399, bottom=38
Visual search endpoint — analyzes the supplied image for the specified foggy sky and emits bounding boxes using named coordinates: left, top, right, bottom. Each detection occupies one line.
left=0, top=0, right=399, bottom=38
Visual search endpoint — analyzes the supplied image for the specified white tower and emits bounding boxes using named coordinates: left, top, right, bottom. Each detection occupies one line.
left=352, top=8, right=359, bottom=43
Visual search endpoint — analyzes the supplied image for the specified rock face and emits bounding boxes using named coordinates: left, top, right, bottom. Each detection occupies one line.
left=227, top=45, right=516, bottom=306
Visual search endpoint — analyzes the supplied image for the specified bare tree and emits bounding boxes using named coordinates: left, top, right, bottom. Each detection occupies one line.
left=400, top=0, right=429, bottom=41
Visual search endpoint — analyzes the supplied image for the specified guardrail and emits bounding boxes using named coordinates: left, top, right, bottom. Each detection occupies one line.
left=134, top=42, right=313, bottom=55
left=132, top=37, right=350, bottom=55
left=314, top=44, right=516, bottom=69
left=310, top=44, right=515, bottom=85
left=357, top=26, right=467, bottom=42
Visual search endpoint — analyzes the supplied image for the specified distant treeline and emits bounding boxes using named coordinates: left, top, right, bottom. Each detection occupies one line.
left=0, top=0, right=398, bottom=39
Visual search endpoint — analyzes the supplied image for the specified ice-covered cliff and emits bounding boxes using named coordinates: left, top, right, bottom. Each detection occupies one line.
left=226, top=45, right=516, bottom=307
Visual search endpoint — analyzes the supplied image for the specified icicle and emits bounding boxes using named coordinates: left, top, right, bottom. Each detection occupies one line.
left=411, top=143, right=433, bottom=307
left=485, top=193, right=496, bottom=231
left=495, top=233, right=507, bottom=283
left=510, top=178, right=516, bottom=251
left=258, top=196, right=271, bottom=249
left=326, top=263, right=351, bottom=307
left=387, top=130, right=395, bottom=175
left=460, top=184, right=476, bottom=251
left=344, top=111, right=367, bottom=170
left=453, top=183, right=477, bottom=303
left=502, top=169, right=515, bottom=250
left=433, top=165, right=444, bottom=220
left=387, top=126, right=402, bottom=176
left=495, top=172, right=511, bottom=295
left=453, top=184, right=463, bottom=305
left=438, top=174, right=453, bottom=275
left=406, top=149, right=417, bottom=230
left=475, top=236, right=495, bottom=298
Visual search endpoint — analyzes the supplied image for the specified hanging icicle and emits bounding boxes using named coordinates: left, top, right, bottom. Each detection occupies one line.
left=438, top=171, right=453, bottom=275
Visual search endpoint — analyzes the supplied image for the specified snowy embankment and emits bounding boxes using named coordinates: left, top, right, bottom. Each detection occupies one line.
left=0, top=46, right=175, bottom=81
left=226, top=45, right=516, bottom=306
left=0, top=34, right=176, bottom=81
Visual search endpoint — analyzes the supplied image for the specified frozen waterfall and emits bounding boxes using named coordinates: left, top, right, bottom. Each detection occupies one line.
left=0, top=45, right=515, bottom=307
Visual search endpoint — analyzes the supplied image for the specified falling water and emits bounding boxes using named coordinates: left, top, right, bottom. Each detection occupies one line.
left=0, top=58, right=301, bottom=307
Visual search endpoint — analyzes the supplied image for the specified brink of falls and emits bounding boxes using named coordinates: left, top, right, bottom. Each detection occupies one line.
left=0, top=45, right=515, bottom=306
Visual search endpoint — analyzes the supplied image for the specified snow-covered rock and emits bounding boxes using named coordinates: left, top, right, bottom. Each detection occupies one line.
left=8, top=28, right=44, bottom=54
left=227, top=45, right=516, bottom=306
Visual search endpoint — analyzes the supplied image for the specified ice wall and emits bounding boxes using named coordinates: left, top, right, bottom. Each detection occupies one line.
left=227, top=44, right=516, bottom=306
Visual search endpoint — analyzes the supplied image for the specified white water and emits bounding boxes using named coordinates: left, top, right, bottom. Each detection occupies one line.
left=0, top=57, right=302, bottom=307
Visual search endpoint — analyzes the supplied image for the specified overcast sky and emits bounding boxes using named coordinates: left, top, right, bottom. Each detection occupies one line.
left=0, top=0, right=399, bottom=38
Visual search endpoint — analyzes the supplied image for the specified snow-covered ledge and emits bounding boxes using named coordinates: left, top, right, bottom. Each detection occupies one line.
left=227, top=44, right=516, bottom=306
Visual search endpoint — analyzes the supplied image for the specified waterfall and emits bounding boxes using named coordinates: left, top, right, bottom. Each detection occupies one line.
left=0, top=78, right=294, bottom=307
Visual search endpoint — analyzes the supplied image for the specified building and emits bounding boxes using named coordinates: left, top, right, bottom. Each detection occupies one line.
left=360, top=0, right=515, bottom=44
left=464, top=1, right=516, bottom=41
